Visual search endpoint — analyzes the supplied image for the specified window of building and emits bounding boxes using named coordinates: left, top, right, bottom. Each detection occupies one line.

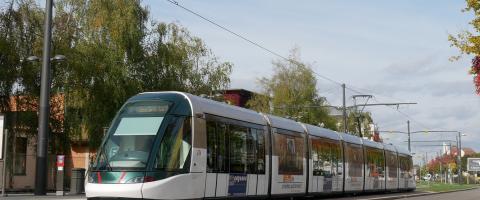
left=14, top=137, right=27, bottom=175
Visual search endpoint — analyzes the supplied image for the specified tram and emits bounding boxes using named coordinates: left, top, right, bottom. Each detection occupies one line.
left=85, top=91, right=415, bottom=199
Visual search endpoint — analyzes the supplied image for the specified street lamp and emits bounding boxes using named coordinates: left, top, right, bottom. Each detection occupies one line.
left=24, top=51, right=66, bottom=196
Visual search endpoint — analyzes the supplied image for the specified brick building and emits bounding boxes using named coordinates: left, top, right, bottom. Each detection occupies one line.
left=0, top=94, right=92, bottom=192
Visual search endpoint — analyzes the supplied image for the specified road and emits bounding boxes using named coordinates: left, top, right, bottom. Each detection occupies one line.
left=398, top=188, right=480, bottom=200
left=1, top=189, right=479, bottom=200
left=324, top=188, right=479, bottom=200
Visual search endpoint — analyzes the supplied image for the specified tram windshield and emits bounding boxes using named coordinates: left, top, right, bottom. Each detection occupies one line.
left=96, top=100, right=172, bottom=170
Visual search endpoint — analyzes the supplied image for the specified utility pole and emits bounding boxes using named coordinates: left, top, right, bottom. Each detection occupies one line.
left=352, top=94, right=372, bottom=138
left=35, top=0, right=53, bottom=195
left=342, top=83, right=347, bottom=133
left=407, top=120, right=411, bottom=152
left=457, top=132, right=462, bottom=184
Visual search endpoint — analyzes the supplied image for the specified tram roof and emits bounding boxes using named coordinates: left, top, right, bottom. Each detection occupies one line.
left=186, top=93, right=267, bottom=126
left=139, top=91, right=266, bottom=126
left=396, top=146, right=411, bottom=156
left=302, top=124, right=341, bottom=141
left=338, top=132, right=363, bottom=145
left=383, top=143, right=397, bottom=152
left=264, top=114, right=305, bottom=134
left=362, top=139, right=384, bottom=149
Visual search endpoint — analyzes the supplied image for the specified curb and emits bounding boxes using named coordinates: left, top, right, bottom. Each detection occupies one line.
left=360, top=187, right=478, bottom=200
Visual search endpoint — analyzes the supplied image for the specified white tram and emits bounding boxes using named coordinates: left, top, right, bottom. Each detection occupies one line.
left=86, top=92, right=415, bottom=199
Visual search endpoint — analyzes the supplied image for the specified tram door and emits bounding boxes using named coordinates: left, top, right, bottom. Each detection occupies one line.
left=204, top=120, right=266, bottom=198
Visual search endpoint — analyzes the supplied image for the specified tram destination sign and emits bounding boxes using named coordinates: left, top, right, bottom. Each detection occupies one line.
left=467, top=158, right=480, bottom=171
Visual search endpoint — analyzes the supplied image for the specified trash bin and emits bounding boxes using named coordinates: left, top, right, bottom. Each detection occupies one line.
left=70, top=168, right=86, bottom=194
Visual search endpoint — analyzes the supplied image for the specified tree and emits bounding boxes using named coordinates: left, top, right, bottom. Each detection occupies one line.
left=0, top=0, right=232, bottom=148
left=247, top=48, right=337, bottom=130
left=448, top=1, right=480, bottom=95
left=345, top=111, right=373, bottom=137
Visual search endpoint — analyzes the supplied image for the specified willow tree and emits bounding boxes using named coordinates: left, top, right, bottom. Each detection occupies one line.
left=0, top=0, right=232, bottom=148
left=247, top=48, right=337, bottom=130
left=449, top=0, right=480, bottom=94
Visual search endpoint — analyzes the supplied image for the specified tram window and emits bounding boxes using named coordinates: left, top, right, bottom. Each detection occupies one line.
left=229, top=125, right=247, bottom=173
left=365, top=147, right=385, bottom=178
left=206, top=121, right=217, bottom=172
left=246, top=129, right=257, bottom=174
left=206, top=121, right=229, bottom=173
left=155, top=117, right=192, bottom=171
left=311, top=138, right=342, bottom=177
left=345, top=143, right=363, bottom=177
left=386, top=151, right=398, bottom=178
left=399, top=156, right=412, bottom=179
left=332, top=141, right=342, bottom=176
left=256, top=130, right=266, bottom=174
left=276, top=131, right=304, bottom=175
left=217, top=123, right=228, bottom=173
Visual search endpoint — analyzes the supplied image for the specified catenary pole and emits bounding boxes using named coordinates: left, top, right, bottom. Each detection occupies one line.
left=407, top=120, right=411, bottom=152
left=342, top=83, right=347, bottom=133
left=35, top=0, right=53, bottom=195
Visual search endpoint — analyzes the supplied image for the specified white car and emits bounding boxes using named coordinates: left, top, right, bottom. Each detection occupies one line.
left=422, top=174, right=432, bottom=181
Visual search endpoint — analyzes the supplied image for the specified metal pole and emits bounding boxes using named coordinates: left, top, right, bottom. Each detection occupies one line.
left=1, top=129, right=7, bottom=197
left=342, top=83, right=347, bottom=133
left=35, top=0, right=53, bottom=195
left=458, top=132, right=462, bottom=184
left=407, top=120, right=411, bottom=152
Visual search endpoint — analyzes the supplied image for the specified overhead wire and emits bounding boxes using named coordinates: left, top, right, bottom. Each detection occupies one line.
left=165, top=0, right=434, bottom=132
left=165, top=0, right=343, bottom=86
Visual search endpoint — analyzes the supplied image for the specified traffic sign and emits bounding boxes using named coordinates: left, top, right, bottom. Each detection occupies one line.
left=0, top=114, right=4, bottom=160
left=467, top=158, right=480, bottom=171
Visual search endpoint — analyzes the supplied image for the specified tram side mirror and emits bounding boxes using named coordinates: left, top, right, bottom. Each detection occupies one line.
left=103, top=126, right=109, bottom=136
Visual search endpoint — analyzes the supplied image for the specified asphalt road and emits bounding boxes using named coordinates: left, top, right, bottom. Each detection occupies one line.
left=1, top=189, right=478, bottom=200
left=398, top=188, right=480, bottom=200
left=323, top=188, right=479, bottom=200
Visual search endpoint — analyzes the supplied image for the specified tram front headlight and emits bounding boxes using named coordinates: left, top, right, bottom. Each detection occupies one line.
left=125, top=176, right=144, bottom=183
left=125, top=176, right=155, bottom=183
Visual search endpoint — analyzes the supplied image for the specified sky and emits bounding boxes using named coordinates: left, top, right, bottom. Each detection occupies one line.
left=25, top=0, right=479, bottom=164
left=144, top=0, right=480, bottom=163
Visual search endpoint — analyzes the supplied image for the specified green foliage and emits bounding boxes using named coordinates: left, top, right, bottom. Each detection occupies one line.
left=345, top=111, right=373, bottom=137
left=449, top=0, right=480, bottom=94
left=247, top=48, right=337, bottom=130
left=0, top=0, right=232, bottom=148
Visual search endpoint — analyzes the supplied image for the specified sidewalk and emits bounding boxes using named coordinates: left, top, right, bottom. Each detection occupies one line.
left=1, top=193, right=86, bottom=200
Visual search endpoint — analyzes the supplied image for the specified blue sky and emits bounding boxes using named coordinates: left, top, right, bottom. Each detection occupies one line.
left=144, top=0, right=480, bottom=162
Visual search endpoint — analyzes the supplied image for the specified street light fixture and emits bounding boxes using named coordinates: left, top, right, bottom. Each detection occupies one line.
left=26, top=55, right=40, bottom=62
left=23, top=55, right=66, bottom=63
